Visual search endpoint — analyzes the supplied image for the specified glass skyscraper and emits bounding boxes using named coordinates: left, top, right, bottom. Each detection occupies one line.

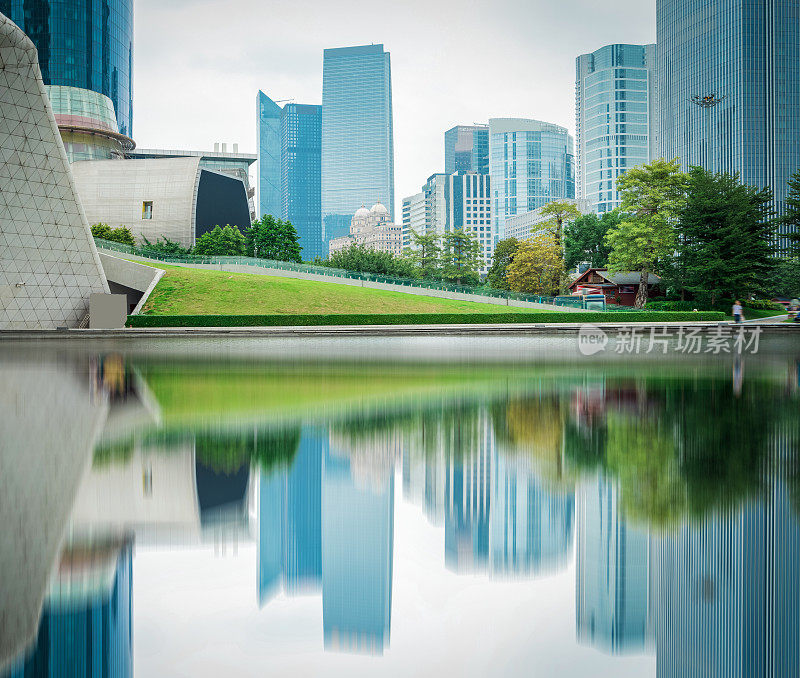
left=445, top=125, right=489, bottom=175
left=657, top=0, right=800, bottom=253
left=257, top=93, right=323, bottom=259
left=575, top=44, right=657, bottom=213
left=488, top=118, right=575, bottom=243
left=322, top=44, right=394, bottom=246
left=0, top=0, right=134, bottom=137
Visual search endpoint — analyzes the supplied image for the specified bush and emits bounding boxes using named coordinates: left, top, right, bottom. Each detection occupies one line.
left=140, top=236, right=192, bottom=256
left=127, top=311, right=726, bottom=327
left=91, top=223, right=135, bottom=246
left=318, top=243, right=417, bottom=278
left=646, top=298, right=784, bottom=312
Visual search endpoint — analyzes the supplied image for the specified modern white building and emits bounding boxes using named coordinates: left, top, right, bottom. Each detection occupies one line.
left=403, top=171, right=493, bottom=275
left=488, top=118, right=575, bottom=245
left=400, top=192, right=425, bottom=251
left=0, top=14, right=110, bottom=330
left=505, top=198, right=592, bottom=242
left=71, top=158, right=252, bottom=248
left=328, top=203, right=402, bottom=257
left=575, top=44, right=657, bottom=213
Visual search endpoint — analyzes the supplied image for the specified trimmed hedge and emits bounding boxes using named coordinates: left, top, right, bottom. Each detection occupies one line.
left=647, top=298, right=783, bottom=312
left=127, top=311, right=726, bottom=328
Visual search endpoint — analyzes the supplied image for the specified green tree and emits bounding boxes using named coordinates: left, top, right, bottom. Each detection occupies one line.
left=247, top=215, right=302, bottom=262
left=485, top=237, right=521, bottom=290
left=441, top=228, right=482, bottom=285
left=506, top=230, right=564, bottom=295
left=91, top=223, right=135, bottom=246
left=140, top=236, right=191, bottom=256
left=764, top=257, right=800, bottom=298
left=563, top=211, right=619, bottom=270
left=406, top=230, right=442, bottom=280
left=194, top=224, right=247, bottom=256
left=539, top=200, right=582, bottom=247
left=605, top=158, right=690, bottom=308
left=783, top=168, right=800, bottom=257
left=320, top=243, right=416, bottom=277
left=677, top=167, right=777, bottom=304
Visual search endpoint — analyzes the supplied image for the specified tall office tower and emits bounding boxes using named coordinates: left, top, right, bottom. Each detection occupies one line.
left=575, top=44, right=657, bottom=213
left=257, top=93, right=324, bottom=259
left=322, top=44, right=394, bottom=247
left=401, top=191, right=425, bottom=250
left=575, top=475, right=652, bottom=654
left=0, top=0, right=134, bottom=137
left=657, top=0, right=800, bottom=253
left=257, top=92, right=283, bottom=221
left=445, top=124, right=489, bottom=175
left=488, top=118, right=575, bottom=244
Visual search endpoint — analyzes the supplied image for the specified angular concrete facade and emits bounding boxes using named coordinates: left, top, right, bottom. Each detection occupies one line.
left=0, top=14, right=109, bottom=329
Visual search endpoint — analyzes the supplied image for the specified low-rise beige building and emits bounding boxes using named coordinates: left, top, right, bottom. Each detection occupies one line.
left=329, top=203, right=403, bottom=257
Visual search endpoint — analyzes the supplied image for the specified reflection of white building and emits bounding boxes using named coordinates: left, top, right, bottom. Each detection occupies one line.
left=575, top=474, right=653, bottom=654
left=490, top=454, right=574, bottom=577
left=402, top=409, right=576, bottom=578
left=69, top=441, right=253, bottom=549
left=328, top=203, right=402, bottom=257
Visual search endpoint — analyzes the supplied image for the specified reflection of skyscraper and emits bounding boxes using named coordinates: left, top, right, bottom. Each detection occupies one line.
left=258, top=431, right=324, bottom=605
left=5, top=540, right=133, bottom=678
left=653, top=484, right=800, bottom=678
left=444, top=414, right=492, bottom=573
left=322, top=445, right=394, bottom=654
left=575, top=474, right=651, bottom=654
left=490, top=454, right=575, bottom=576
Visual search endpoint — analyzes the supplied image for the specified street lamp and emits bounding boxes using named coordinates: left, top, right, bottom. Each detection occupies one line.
left=691, top=94, right=725, bottom=168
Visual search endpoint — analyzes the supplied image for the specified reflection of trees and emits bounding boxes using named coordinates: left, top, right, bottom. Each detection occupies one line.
left=491, top=396, right=570, bottom=484
left=564, top=379, right=798, bottom=527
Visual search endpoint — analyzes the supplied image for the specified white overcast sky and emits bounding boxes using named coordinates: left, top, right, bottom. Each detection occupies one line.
left=132, top=0, right=655, bottom=209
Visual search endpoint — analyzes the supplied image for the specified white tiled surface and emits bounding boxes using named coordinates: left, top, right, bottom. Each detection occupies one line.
left=0, top=14, right=108, bottom=329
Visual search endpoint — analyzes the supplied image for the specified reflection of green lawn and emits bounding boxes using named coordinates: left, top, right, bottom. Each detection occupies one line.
left=137, top=361, right=788, bottom=428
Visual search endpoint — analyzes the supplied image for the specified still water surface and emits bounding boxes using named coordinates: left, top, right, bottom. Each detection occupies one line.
left=1, top=341, right=798, bottom=677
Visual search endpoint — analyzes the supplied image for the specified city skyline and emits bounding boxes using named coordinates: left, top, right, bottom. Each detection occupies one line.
left=125, top=0, right=656, bottom=214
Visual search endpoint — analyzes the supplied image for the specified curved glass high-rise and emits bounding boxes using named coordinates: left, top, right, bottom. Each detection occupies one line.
left=0, top=0, right=134, bottom=137
left=488, top=118, right=575, bottom=243
left=576, top=44, right=657, bottom=213
left=657, top=0, right=800, bottom=253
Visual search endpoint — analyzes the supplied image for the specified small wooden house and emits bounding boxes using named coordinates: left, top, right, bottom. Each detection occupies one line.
left=568, top=268, right=663, bottom=307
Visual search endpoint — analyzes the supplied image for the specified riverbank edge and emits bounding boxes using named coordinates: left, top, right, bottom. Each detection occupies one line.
left=0, top=322, right=796, bottom=339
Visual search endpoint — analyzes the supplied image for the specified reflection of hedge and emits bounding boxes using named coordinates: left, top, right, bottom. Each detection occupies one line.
left=195, top=428, right=300, bottom=473
left=127, top=311, right=725, bottom=327
left=92, top=426, right=301, bottom=474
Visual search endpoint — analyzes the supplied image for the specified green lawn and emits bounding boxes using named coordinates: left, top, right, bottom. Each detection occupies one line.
left=139, top=264, right=545, bottom=316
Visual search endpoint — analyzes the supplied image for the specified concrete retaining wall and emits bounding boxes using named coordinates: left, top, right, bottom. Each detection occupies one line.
left=98, top=253, right=164, bottom=314
left=99, top=249, right=586, bottom=313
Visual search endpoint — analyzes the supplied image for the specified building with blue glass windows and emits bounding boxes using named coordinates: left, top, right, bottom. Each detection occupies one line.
left=657, top=0, right=800, bottom=253
left=488, top=118, right=575, bottom=245
left=575, top=44, right=657, bottom=214
left=445, top=125, right=489, bottom=175
left=322, top=44, right=394, bottom=249
left=257, top=93, right=324, bottom=259
left=0, top=0, right=134, bottom=138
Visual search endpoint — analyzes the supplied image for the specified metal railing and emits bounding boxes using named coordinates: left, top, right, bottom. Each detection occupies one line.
left=94, top=237, right=609, bottom=311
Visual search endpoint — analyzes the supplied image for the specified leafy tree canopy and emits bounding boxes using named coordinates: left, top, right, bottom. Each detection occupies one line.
left=194, top=224, right=247, bottom=256
left=486, top=237, right=521, bottom=290
left=563, top=212, right=619, bottom=271
left=441, top=228, right=482, bottom=286
left=247, top=215, right=302, bottom=263
left=506, top=229, right=564, bottom=295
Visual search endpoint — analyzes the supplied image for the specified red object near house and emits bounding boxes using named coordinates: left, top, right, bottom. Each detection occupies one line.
left=568, top=268, right=663, bottom=307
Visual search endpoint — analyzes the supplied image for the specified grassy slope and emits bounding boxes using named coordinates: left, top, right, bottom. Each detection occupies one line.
left=138, top=264, right=545, bottom=316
